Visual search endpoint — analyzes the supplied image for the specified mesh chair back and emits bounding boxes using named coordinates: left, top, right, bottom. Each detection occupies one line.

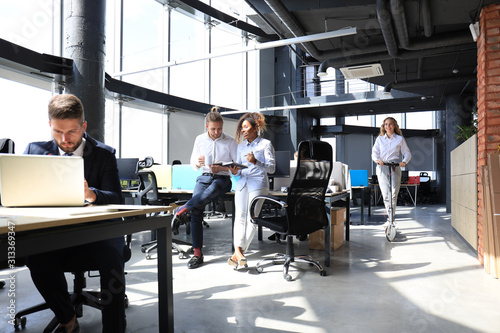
left=286, top=140, right=333, bottom=235
left=137, top=170, right=159, bottom=204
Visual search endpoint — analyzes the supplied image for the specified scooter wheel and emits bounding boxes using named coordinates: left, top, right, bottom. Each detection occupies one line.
left=385, top=224, right=397, bottom=242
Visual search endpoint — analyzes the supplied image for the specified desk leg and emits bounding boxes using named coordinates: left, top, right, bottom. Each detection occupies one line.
left=157, top=219, right=173, bottom=333
left=360, top=191, right=365, bottom=225
left=346, top=197, right=350, bottom=241
left=415, top=185, right=417, bottom=207
left=368, top=188, right=371, bottom=217
left=324, top=221, right=330, bottom=267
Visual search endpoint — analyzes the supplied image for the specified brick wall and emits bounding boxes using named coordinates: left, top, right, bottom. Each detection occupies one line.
left=477, top=4, right=500, bottom=264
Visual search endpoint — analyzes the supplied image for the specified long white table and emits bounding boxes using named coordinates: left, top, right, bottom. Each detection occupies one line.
left=0, top=204, right=174, bottom=332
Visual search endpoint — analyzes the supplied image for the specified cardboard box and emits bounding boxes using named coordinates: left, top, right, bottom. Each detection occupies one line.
left=309, top=207, right=345, bottom=250
left=330, top=207, right=346, bottom=225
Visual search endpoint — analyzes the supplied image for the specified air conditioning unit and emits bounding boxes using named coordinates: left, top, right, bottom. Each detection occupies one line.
left=339, top=64, right=384, bottom=79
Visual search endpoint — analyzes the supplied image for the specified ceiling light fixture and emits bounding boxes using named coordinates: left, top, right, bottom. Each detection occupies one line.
left=113, top=27, right=357, bottom=77
left=220, top=97, right=379, bottom=115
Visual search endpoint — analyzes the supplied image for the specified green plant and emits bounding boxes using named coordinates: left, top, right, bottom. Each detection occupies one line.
left=455, top=107, right=478, bottom=142
left=455, top=124, right=477, bottom=142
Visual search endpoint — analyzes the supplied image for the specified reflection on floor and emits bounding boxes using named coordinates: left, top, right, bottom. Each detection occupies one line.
left=2, top=204, right=500, bottom=333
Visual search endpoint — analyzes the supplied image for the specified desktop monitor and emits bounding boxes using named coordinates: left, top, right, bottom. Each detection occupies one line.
left=117, top=158, right=139, bottom=188
left=268, top=151, right=291, bottom=190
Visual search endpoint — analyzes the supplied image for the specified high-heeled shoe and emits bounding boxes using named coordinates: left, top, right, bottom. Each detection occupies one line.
left=227, top=257, right=238, bottom=269
left=228, top=256, right=248, bottom=270
left=237, top=257, right=248, bottom=268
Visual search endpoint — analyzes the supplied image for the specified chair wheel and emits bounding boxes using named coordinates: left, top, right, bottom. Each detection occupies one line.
left=140, top=247, right=146, bottom=253
left=297, top=234, right=307, bottom=241
left=146, top=254, right=151, bottom=260
left=320, top=270, right=327, bottom=276
left=256, top=266, right=264, bottom=273
left=178, top=252, right=189, bottom=259
left=284, top=274, right=292, bottom=281
left=14, top=316, right=27, bottom=329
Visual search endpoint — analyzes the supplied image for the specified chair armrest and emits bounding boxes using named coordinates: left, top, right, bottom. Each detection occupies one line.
left=251, top=195, right=287, bottom=208
left=249, top=195, right=287, bottom=223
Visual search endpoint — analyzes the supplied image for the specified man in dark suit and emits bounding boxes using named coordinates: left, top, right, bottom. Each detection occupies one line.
left=24, top=94, right=126, bottom=333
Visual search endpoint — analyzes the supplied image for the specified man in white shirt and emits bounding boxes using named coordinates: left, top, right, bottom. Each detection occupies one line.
left=174, top=107, right=237, bottom=269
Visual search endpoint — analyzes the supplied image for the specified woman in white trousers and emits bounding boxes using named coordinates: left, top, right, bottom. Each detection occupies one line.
left=229, top=112, right=275, bottom=269
left=371, top=117, right=411, bottom=221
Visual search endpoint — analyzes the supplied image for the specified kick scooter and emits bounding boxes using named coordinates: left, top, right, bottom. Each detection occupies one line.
left=383, top=162, right=400, bottom=242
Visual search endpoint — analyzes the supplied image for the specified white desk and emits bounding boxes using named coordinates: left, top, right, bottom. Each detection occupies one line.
left=0, top=204, right=174, bottom=333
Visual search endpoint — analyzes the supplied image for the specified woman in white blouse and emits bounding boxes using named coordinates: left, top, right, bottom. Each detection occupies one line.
left=228, top=112, right=275, bottom=269
left=371, top=117, right=411, bottom=220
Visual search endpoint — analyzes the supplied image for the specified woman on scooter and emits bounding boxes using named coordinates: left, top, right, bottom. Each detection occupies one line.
left=371, top=117, right=412, bottom=222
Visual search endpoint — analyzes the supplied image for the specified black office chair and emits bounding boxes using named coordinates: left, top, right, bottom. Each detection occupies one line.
left=0, top=138, right=15, bottom=153
left=13, top=237, right=132, bottom=331
left=134, top=170, right=192, bottom=259
left=249, top=140, right=333, bottom=281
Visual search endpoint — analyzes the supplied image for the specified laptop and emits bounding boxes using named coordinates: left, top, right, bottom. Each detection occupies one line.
left=0, top=154, right=85, bottom=207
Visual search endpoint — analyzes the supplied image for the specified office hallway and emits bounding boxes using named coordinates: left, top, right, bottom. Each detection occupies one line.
left=2, top=204, right=500, bottom=332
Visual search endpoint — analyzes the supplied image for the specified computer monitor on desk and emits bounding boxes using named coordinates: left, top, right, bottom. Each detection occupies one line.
left=269, top=151, right=291, bottom=190
left=117, top=158, right=139, bottom=189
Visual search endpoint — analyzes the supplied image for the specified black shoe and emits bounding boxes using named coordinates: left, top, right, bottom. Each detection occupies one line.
left=171, top=215, right=181, bottom=235
left=187, top=255, right=204, bottom=269
left=55, top=319, right=80, bottom=333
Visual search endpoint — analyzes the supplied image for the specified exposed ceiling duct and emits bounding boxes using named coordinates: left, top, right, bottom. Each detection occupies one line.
left=318, top=41, right=476, bottom=74
left=377, top=0, right=399, bottom=57
left=318, top=0, right=475, bottom=76
left=383, top=74, right=477, bottom=94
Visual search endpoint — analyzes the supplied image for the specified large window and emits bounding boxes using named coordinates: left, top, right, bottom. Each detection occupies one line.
left=211, top=28, right=244, bottom=109
left=0, top=1, right=261, bottom=164
left=0, top=1, right=61, bottom=55
left=0, top=78, right=52, bottom=152
left=169, top=10, right=207, bottom=102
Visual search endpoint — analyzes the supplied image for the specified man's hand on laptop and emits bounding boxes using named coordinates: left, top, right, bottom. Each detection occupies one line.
left=84, top=179, right=97, bottom=204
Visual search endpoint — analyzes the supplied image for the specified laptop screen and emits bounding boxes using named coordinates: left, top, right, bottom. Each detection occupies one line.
left=0, top=154, right=85, bottom=207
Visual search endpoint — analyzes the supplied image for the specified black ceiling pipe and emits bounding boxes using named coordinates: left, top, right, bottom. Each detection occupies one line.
left=390, top=0, right=410, bottom=49
left=376, top=0, right=399, bottom=58
left=383, top=74, right=477, bottom=93
left=422, top=0, right=432, bottom=37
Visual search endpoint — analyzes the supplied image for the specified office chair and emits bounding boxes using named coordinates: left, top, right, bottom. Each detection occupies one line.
left=0, top=138, right=15, bottom=153
left=249, top=140, right=333, bottom=281
left=13, top=236, right=132, bottom=331
left=134, top=170, right=192, bottom=259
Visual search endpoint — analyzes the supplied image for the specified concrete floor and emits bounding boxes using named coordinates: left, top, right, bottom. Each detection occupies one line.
left=2, top=204, right=500, bottom=333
